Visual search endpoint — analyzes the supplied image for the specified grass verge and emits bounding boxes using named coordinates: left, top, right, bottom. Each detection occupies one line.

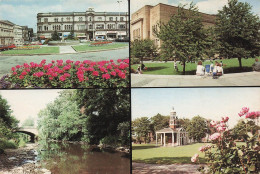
left=72, top=42, right=128, bottom=52
left=1, top=47, right=59, bottom=54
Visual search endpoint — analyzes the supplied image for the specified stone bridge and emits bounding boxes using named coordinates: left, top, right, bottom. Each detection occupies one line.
left=14, top=127, right=39, bottom=143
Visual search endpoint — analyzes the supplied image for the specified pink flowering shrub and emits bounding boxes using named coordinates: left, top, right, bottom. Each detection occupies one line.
left=192, top=108, right=260, bottom=173
left=2, top=59, right=129, bottom=88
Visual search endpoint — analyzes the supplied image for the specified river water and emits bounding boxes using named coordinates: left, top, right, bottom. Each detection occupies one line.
left=36, top=141, right=130, bottom=174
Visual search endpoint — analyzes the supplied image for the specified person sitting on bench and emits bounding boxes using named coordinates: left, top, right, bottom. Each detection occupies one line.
left=213, top=63, right=223, bottom=78
left=196, top=61, right=205, bottom=76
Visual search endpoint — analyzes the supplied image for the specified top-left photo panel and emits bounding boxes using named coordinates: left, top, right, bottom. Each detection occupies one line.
left=0, top=0, right=129, bottom=89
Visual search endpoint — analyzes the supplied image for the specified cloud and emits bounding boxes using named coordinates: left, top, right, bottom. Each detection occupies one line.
left=196, top=0, right=228, bottom=14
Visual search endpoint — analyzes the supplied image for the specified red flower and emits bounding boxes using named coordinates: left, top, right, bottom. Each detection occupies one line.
left=21, top=71, right=27, bottom=76
left=92, top=71, right=99, bottom=76
left=11, top=67, right=16, bottom=71
left=102, top=74, right=110, bottom=80
left=110, top=71, right=116, bottom=76
left=19, top=75, right=24, bottom=79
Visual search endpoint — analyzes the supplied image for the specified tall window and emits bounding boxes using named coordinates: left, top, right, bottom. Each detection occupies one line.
left=89, top=17, right=92, bottom=21
left=118, top=24, right=125, bottom=29
left=61, top=18, right=63, bottom=22
left=96, top=24, right=104, bottom=29
left=54, top=18, right=58, bottom=22
left=89, top=24, right=93, bottom=29
left=44, top=18, right=48, bottom=22
left=98, top=17, right=102, bottom=21
left=120, top=17, right=124, bottom=21
left=109, top=17, right=113, bottom=21
left=66, top=17, right=70, bottom=22
left=79, top=17, right=83, bottom=21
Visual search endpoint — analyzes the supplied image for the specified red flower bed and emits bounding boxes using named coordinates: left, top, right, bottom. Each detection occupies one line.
left=90, top=41, right=112, bottom=46
left=4, top=58, right=129, bottom=88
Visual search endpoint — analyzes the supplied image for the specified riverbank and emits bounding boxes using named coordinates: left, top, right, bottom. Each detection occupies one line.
left=0, top=143, right=51, bottom=174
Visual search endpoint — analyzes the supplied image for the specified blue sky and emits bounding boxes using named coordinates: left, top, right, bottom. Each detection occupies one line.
left=0, top=0, right=128, bottom=31
left=131, top=88, right=260, bottom=128
left=131, top=0, right=260, bottom=16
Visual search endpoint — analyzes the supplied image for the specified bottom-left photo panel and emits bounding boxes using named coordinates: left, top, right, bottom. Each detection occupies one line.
left=0, top=89, right=131, bottom=174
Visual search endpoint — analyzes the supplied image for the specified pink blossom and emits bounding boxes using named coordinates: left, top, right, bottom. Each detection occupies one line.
left=210, top=121, right=216, bottom=127
left=92, top=71, right=99, bottom=76
left=191, top=154, right=199, bottom=163
left=11, top=67, right=16, bottom=71
left=110, top=71, right=116, bottom=76
left=21, top=71, right=27, bottom=76
left=210, top=133, right=221, bottom=141
left=102, top=74, right=110, bottom=80
left=19, top=75, right=24, bottom=79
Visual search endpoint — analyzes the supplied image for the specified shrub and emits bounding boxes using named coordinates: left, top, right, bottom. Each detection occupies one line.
left=0, top=139, right=17, bottom=149
left=100, top=136, right=119, bottom=147
left=1, top=59, right=129, bottom=88
left=192, top=107, right=260, bottom=173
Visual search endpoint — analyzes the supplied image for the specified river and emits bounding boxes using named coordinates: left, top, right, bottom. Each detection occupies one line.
left=37, top=141, right=130, bottom=174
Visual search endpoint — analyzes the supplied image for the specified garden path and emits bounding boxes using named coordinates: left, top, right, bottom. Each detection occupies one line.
left=132, top=162, right=202, bottom=174
left=59, top=46, right=77, bottom=54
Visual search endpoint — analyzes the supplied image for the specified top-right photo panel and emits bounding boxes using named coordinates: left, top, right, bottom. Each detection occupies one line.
left=130, top=0, right=260, bottom=87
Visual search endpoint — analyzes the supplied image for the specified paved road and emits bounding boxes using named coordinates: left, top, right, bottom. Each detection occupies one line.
left=0, top=47, right=128, bottom=77
left=59, top=45, right=77, bottom=54
left=132, top=162, right=202, bottom=174
left=131, top=72, right=260, bottom=87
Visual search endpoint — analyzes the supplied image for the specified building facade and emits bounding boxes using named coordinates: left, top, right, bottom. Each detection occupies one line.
left=0, top=20, right=15, bottom=45
left=155, top=107, right=189, bottom=146
left=14, top=25, right=24, bottom=46
left=130, top=3, right=216, bottom=46
left=37, top=8, right=129, bottom=40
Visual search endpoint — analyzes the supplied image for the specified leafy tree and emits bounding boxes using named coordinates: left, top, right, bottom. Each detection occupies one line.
left=186, top=116, right=207, bottom=142
left=21, top=116, right=34, bottom=127
left=153, top=3, right=208, bottom=74
left=117, top=122, right=130, bottom=146
left=178, top=118, right=191, bottom=130
left=130, top=39, right=157, bottom=68
left=215, top=0, right=260, bottom=69
left=51, top=30, right=60, bottom=41
left=232, top=119, right=259, bottom=140
left=68, top=30, right=75, bottom=40
left=150, top=113, right=169, bottom=137
left=132, top=117, right=151, bottom=144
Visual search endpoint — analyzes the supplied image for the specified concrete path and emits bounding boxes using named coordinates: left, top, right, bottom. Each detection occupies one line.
left=132, top=162, right=202, bottom=174
left=59, top=46, right=77, bottom=54
left=131, top=72, right=260, bottom=87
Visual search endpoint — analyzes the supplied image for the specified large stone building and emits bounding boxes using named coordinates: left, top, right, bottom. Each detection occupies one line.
left=37, top=8, right=129, bottom=40
left=131, top=3, right=216, bottom=46
left=155, top=107, right=189, bottom=146
left=0, top=20, right=15, bottom=45
left=13, top=25, right=24, bottom=46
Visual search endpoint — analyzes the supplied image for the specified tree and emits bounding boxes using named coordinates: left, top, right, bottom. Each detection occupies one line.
left=178, top=118, right=191, bottom=130
left=51, top=30, right=60, bottom=41
left=132, top=117, right=151, bottom=144
left=232, top=119, right=259, bottom=140
left=68, top=30, right=75, bottom=40
left=21, top=116, right=34, bottom=127
left=130, top=39, right=157, bottom=69
left=150, top=113, right=169, bottom=138
left=215, top=0, right=260, bottom=69
left=186, top=116, right=207, bottom=142
left=153, top=3, right=208, bottom=74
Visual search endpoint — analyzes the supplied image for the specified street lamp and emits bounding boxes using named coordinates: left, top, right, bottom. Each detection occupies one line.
left=117, top=0, right=122, bottom=39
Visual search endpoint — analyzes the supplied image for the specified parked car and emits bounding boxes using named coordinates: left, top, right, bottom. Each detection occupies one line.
left=0, top=44, right=16, bottom=51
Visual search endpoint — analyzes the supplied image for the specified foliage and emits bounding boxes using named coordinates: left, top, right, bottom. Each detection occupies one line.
left=76, top=89, right=130, bottom=145
left=232, top=119, right=259, bottom=141
left=192, top=108, right=260, bottom=173
left=150, top=114, right=169, bottom=138
left=132, top=117, right=151, bottom=144
left=130, top=39, right=157, bottom=67
left=0, top=139, right=17, bottom=149
left=2, top=59, right=129, bottom=88
left=38, top=89, right=130, bottom=147
left=186, top=116, right=207, bottom=142
left=67, top=30, right=75, bottom=40
left=215, top=0, right=260, bottom=69
left=51, top=30, right=60, bottom=41
left=100, top=136, right=119, bottom=147
left=153, top=3, right=209, bottom=74
left=21, top=116, right=34, bottom=127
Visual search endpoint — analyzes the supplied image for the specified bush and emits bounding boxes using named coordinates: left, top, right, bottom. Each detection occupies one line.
left=192, top=107, right=260, bottom=173
left=0, top=139, right=17, bottom=149
left=100, top=136, right=119, bottom=147
left=131, top=58, right=139, bottom=65
left=1, top=59, right=129, bottom=88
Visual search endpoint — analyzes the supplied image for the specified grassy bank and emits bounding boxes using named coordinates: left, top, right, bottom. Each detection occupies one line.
left=0, top=139, right=17, bottom=149
left=132, top=58, right=257, bottom=75
left=72, top=43, right=128, bottom=52
left=1, top=47, right=59, bottom=55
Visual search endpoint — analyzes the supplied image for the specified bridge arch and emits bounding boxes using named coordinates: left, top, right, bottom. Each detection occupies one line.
left=14, top=127, right=39, bottom=143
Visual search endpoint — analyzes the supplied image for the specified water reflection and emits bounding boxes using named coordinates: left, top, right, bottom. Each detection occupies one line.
left=37, top=141, right=130, bottom=174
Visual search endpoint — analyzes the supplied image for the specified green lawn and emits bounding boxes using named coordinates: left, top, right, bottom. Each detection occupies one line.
left=132, top=58, right=257, bottom=75
left=72, top=43, right=128, bottom=52
left=1, top=47, right=59, bottom=54
left=132, top=143, right=206, bottom=164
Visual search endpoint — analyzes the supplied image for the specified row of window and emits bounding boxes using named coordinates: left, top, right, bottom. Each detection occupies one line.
left=39, top=24, right=126, bottom=31
left=133, top=28, right=141, bottom=39
left=38, top=16, right=126, bottom=23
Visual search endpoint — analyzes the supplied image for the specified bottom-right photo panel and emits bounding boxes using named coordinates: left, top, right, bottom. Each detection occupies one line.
left=131, top=88, right=260, bottom=174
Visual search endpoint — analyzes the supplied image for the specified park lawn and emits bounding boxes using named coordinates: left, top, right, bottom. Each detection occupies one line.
left=1, top=47, right=59, bottom=54
left=72, top=43, right=128, bottom=52
left=132, top=58, right=257, bottom=75
left=132, top=143, right=206, bottom=164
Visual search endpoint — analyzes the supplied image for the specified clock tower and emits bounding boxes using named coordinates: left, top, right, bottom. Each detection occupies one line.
left=169, top=107, right=178, bottom=129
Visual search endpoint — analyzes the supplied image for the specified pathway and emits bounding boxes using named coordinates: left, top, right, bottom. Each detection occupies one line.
left=132, top=162, right=202, bottom=174
left=59, top=46, right=77, bottom=54
left=131, top=72, right=260, bottom=87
